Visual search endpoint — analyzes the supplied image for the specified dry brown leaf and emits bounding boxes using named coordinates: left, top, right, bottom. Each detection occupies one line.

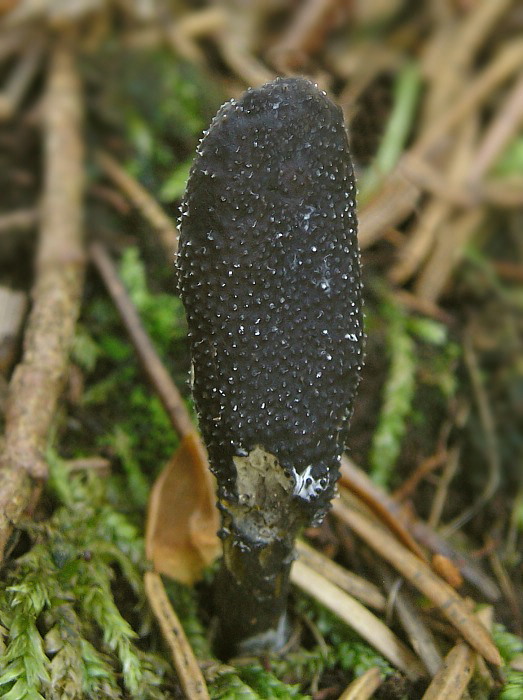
left=146, top=431, right=221, bottom=584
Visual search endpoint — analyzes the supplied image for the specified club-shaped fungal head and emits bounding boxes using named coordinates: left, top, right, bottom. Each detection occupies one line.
left=177, top=77, right=363, bottom=532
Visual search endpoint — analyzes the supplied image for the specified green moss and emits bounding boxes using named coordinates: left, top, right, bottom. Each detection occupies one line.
left=368, top=301, right=417, bottom=487
left=292, top=592, right=393, bottom=680
left=0, top=453, right=175, bottom=699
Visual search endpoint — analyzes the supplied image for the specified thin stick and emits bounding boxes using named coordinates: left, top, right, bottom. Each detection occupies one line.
left=296, top=539, right=386, bottom=611
left=0, top=287, right=27, bottom=376
left=400, top=155, right=473, bottom=208
left=358, top=173, right=420, bottom=250
left=332, top=497, right=502, bottom=666
left=340, top=456, right=428, bottom=562
left=420, top=639, right=475, bottom=700
left=440, top=336, right=501, bottom=535
left=0, top=208, right=38, bottom=235
left=391, top=118, right=477, bottom=285
left=291, top=559, right=427, bottom=680
left=144, top=572, right=210, bottom=700
left=95, top=150, right=179, bottom=257
left=415, top=40, right=523, bottom=157
left=414, top=207, right=484, bottom=302
left=89, top=242, right=193, bottom=439
left=468, top=71, right=523, bottom=182
left=378, top=561, right=443, bottom=676
left=268, top=0, right=344, bottom=72
left=0, top=39, right=44, bottom=120
left=409, top=516, right=500, bottom=603
left=393, top=450, right=447, bottom=502
left=0, top=40, right=85, bottom=559
left=341, top=457, right=500, bottom=601
left=428, top=446, right=461, bottom=529
left=423, top=0, right=516, bottom=121
left=337, top=667, right=383, bottom=700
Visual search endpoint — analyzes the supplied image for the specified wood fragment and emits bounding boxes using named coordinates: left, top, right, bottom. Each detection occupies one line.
left=378, top=561, right=443, bottom=676
left=0, top=38, right=44, bottom=120
left=483, top=177, right=523, bottom=206
left=163, top=5, right=225, bottom=63
left=0, top=286, right=27, bottom=375
left=268, top=0, right=344, bottom=71
left=90, top=242, right=193, bottom=439
left=391, top=118, right=477, bottom=285
left=400, top=155, right=473, bottom=208
left=0, top=26, right=30, bottom=62
left=415, top=39, right=523, bottom=157
left=358, top=172, right=420, bottom=250
left=420, top=640, right=475, bottom=700
left=0, top=207, right=38, bottom=235
left=474, top=606, right=495, bottom=690
left=423, top=0, right=516, bottom=121
left=337, top=666, right=383, bottom=700
left=0, top=39, right=85, bottom=561
left=95, top=150, right=179, bottom=257
left=144, top=571, right=210, bottom=700
left=296, top=539, right=386, bottom=611
left=428, top=447, right=461, bottom=529
left=439, top=336, right=501, bottom=535
left=332, top=497, right=502, bottom=666
left=409, top=517, right=500, bottom=603
left=341, top=457, right=500, bottom=600
left=393, top=451, right=448, bottom=502
left=291, top=559, right=427, bottom=680
left=64, top=456, right=111, bottom=474
left=468, top=71, right=523, bottom=182
left=489, top=548, right=523, bottom=637
left=415, top=206, right=484, bottom=302
left=340, top=456, right=428, bottom=562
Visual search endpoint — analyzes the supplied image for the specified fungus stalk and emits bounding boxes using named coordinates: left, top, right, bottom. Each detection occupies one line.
left=177, top=78, right=364, bottom=656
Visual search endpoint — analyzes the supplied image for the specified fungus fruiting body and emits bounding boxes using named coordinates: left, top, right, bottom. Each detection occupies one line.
left=177, top=77, right=363, bottom=655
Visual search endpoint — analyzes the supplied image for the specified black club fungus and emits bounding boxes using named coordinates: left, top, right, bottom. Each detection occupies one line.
left=177, top=77, right=364, bottom=654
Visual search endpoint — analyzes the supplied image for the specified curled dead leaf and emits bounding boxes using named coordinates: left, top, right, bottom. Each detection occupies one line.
left=146, top=431, right=221, bottom=584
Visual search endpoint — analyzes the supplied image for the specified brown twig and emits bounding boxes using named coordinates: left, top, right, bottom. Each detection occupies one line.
left=422, top=0, right=516, bottom=122
left=0, top=207, right=38, bottom=235
left=488, top=547, right=523, bottom=637
left=332, top=495, right=502, bottom=666
left=296, top=538, right=386, bottom=611
left=439, top=334, right=501, bottom=535
left=95, top=150, right=179, bottom=257
left=420, top=638, right=475, bottom=699
left=468, top=71, right=523, bottom=183
left=377, top=561, right=443, bottom=676
left=0, top=286, right=27, bottom=376
left=268, top=0, right=345, bottom=72
left=409, top=516, right=500, bottom=603
left=144, top=571, right=210, bottom=699
left=0, top=39, right=85, bottom=559
left=0, top=38, right=45, bottom=120
left=428, top=446, right=461, bottom=529
left=393, top=450, right=448, bottom=502
left=291, top=559, right=427, bottom=680
left=414, top=207, right=484, bottom=302
left=391, top=118, right=477, bottom=285
left=337, top=667, right=383, bottom=699
left=340, top=456, right=429, bottom=562
left=89, top=241, right=193, bottom=439
left=358, top=172, right=421, bottom=250
left=415, top=39, right=523, bottom=158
